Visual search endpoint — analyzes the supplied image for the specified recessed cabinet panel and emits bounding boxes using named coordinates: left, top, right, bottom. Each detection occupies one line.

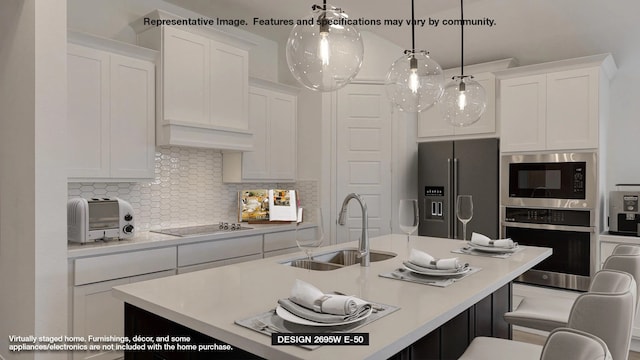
left=546, top=68, right=599, bottom=150
left=500, top=74, right=547, bottom=152
left=242, top=91, right=270, bottom=179
left=67, top=45, right=110, bottom=178
left=163, top=26, right=209, bottom=125
left=269, top=95, right=296, bottom=180
left=109, top=55, right=155, bottom=178
left=210, top=42, right=248, bottom=130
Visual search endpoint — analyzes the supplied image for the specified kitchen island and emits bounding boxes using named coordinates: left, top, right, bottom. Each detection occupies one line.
left=113, top=234, right=551, bottom=359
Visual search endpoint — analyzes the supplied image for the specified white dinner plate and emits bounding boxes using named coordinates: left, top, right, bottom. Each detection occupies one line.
left=275, top=305, right=372, bottom=327
left=402, top=261, right=471, bottom=276
left=467, top=242, right=519, bottom=253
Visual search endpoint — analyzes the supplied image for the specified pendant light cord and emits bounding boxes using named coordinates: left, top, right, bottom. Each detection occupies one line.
left=411, top=0, right=416, bottom=51
left=460, top=0, right=464, bottom=76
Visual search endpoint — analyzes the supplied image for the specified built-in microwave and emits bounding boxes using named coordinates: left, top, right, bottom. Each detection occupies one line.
left=501, top=152, right=597, bottom=209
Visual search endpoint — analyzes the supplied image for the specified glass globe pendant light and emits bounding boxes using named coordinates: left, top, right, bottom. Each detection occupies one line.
left=385, top=0, right=444, bottom=112
left=286, top=0, right=364, bottom=92
left=440, top=0, right=487, bottom=126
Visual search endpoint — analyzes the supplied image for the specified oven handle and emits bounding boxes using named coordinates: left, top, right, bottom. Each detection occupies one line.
left=502, top=221, right=596, bottom=233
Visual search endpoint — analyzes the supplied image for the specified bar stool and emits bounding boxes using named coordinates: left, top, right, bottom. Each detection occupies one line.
left=458, top=270, right=635, bottom=360
left=540, top=328, right=611, bottom=360
left=503, top=244, right=640, bottom=332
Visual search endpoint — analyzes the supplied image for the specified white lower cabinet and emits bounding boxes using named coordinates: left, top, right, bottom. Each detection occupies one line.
left=71, top=247, right=177, bottom=360
left=72, top=269, right=175, bottom=360
left=69, top=228, right=317, bottom=359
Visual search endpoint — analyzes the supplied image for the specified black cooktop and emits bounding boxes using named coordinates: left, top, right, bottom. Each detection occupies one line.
left=150, top=223, right=252, bottom=237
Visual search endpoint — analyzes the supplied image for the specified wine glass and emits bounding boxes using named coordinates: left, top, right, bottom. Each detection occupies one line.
left=456, top=195, right=474, bottom=241
left=398, top=199, right=419, bottom=243
left=296, top=208, right=324, bottom=269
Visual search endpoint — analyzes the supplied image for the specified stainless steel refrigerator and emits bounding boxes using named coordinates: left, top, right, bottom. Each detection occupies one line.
left=418, top=138, right=499, bottom=239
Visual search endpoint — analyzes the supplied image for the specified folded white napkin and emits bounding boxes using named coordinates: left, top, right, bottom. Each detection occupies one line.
left=289, top=279, right=363, bottom=316
left=409, top=248, right=460, bottom=270
left=471, top=232, right=514, bottom=248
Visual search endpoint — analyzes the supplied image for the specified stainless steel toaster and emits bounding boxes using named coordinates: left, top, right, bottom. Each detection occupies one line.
left=609, top=191, right=640, bottom=236
left=67, top=197, right=135, bottom=243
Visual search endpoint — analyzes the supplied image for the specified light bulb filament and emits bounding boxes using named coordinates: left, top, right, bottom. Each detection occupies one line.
left=409, top=69, right=419, bottom=94
left=408, top=56, right=419, bottom=94
left=457, top=80, right=467, bottom=110
left=457, top=91, right=467, bottom=110
left=319, top=32, right=330, bottom=66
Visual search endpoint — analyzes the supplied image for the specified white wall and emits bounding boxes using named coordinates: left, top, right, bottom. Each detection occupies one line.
left=67, top=0, right=280, bottom=81
left=0, top=0, right=68, bottom=359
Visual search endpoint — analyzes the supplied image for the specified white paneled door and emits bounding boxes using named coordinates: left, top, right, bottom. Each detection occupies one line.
left=336, top=84, right=392, bottom=243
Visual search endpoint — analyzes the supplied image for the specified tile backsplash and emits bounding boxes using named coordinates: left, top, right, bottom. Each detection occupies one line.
left=68, top=146, right=318, bottom=231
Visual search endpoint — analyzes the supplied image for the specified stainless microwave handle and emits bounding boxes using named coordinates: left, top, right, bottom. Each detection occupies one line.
left=502, top=221, right=596, bottom=233
left=447, top=158, right=452, bottom=239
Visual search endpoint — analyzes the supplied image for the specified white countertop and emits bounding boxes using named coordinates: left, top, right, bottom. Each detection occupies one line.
left=112, top=234, right=551, bottom=360
left=68, top=222, right=311, bottom=259
left=600, top=233, right=640, bottom=245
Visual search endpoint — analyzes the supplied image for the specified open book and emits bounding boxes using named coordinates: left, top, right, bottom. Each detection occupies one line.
left=238, top=189, right=298, bottom=222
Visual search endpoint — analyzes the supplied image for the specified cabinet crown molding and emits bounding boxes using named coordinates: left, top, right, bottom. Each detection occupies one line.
left=68, top=30, right=158, bottom=61
left=444, top=58, right=519, bottom=76
left=249, top=78, right=300, bottom=95
left=130, top=9, right=256, bottom=50
left=495, top=53, right=617, bottom=80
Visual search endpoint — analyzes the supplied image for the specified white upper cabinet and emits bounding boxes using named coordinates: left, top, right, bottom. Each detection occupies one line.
left=417, top=59, right=517, bottom=141
left=132, top=11, right=252, bottom=151
left=419, top=72, right=497, bottom=138
left=498, top=54, right=616, bottom=153
left=162, top=26, right=209, bottom=126
left=67, top=35, right=156, bottom=181
left=223, top=79, right=298, bottom=183
left=500, top=74, right=547, bottom=152
left=67, top=44, right=110, bottom=179
left=545, top=68, right=599, bottom=150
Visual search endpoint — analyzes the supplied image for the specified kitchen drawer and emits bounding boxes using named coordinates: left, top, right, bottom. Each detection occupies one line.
left=264, top=247, right=300, bottom=258
left=177, top=235, right=262, bottom=267
left=73, top=247, right=176, bottom=285
left=177, top=254, right=262, bottom=274
left=264, top=228, right=314, bottom=252
left=264, top=229, right=295, bottom=252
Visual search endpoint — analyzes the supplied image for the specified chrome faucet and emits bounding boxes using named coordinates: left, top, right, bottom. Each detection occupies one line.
left=338, top=193, right=369, bottom=267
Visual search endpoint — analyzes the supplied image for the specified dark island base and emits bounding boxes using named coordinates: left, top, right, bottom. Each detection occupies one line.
left=124, top=283, right=511, bottom=360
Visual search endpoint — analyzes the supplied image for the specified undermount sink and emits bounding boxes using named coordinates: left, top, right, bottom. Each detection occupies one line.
left=282, top=248, right=397, bottom=271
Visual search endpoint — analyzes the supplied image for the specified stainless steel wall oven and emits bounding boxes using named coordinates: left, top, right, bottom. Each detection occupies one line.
left=501, top=152, right=597, bottom=291
left=503, top=207, right=595, bottom=291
